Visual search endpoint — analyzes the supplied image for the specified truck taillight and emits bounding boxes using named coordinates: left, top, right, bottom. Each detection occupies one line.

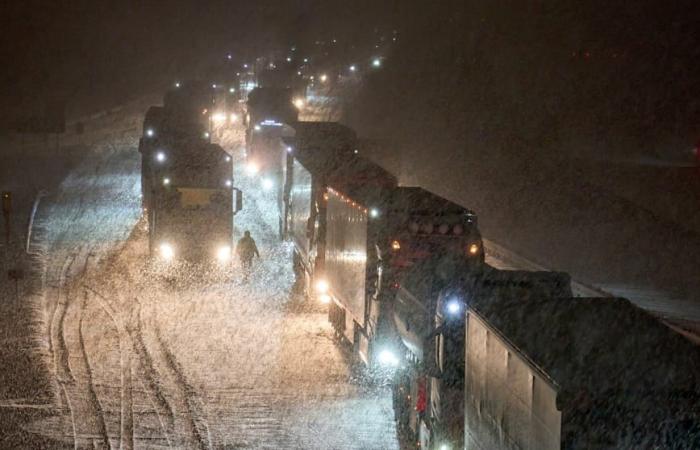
left=391, top=240, right=401, bottom=251
left=468, top=243, right=480, bottom=255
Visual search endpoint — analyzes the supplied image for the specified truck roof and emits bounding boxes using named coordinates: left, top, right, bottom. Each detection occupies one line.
left=470, top=293, right=700, bottom=402
left=389, top=187, right=477, bottom=217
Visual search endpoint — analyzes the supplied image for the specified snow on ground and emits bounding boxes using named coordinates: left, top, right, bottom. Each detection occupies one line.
left=5, top=107, right=399, bottom=448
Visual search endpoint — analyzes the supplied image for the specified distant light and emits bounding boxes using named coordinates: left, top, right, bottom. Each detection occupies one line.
left=372, top=58, right=382, bottom=68
left=349, top=65, right=357, bottom=72
left=243, top=63, right=249, bottom=68
left=319, top=293, right=331, bottom=304
left=319, top=74, right=328, bottom=83
left=254, top=125, right=261, bottom=131
left=212, top=112, right=226, bottom=123
left=286, top=146, right=293, bottom=153
left=468, top=243, right=480, bottom=255
left=286, top=56, right=292, bottom=62
left=391, top=240, right=401, bottom=251
left=353, top=149, right=359, bottom=154
left=163, top=177, right=170, bottom=186
left=370, top=208, right=380, bottom=218
left=246, top=162, right=259, bottom=175
left=225, top=179, right=232, bottom=187
left=446, top=299, right=462, bottom=315
left=203, top=131, right=210, bottom=139
left=229, top=87, right=235, bottom=93
left=293, top=97, right=305, bottom=109
left=225, top=155, right=231, bottom=162
left=156, top=151, right=166, bottom=162
left=303, top=58, right=309, bottom=63
left=230, top=113, right=239, bottom=122
left=262, top=178, right=274, bottom=191
left=145, top=128, right=155, bottom=137
left=212, top=83, right=217, bottom=89
left=297, top=71, right=302, bottom=76
left=174, top=82, right=181, bottom=88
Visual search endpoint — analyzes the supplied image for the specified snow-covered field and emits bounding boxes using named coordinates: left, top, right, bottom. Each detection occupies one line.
left=0, top=104, right=399, bottom=448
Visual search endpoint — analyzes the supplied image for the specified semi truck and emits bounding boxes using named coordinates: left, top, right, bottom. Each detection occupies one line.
left=461, top=294, right=700, bottom=449
left=139, top=81, right=215, bottom=211
left=147, top=140, right=241, bottom=263
left=245, top=87, right=298, bottom=145
left=391, top=268, right=572, bottom=449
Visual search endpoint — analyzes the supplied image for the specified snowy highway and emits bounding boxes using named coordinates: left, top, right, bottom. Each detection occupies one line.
left=1, top=104, right=399, bottom=449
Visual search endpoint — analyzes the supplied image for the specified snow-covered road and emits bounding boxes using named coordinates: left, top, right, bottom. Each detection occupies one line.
left=6, top=105, right=399, bottom=449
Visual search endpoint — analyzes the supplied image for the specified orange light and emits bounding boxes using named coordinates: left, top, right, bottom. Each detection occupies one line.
left=468, top=243, right=480, bottom=255
left=391, top=240, right=401, bottom=251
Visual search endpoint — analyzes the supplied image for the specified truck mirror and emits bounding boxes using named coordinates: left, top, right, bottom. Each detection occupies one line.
left=234, top=188, right=243, bottom=213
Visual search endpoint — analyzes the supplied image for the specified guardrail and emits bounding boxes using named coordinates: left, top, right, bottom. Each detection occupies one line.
left=26, top=190, right=47, bottom=254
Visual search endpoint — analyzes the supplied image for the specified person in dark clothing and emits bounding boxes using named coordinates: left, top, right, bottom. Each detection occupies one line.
left=236, top=230, right=260, bottom=277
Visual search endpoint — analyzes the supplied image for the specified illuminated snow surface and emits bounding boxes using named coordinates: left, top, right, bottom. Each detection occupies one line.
left=21, top=114, right=398, bottom=449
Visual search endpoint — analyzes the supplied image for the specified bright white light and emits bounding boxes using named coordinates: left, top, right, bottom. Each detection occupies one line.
left=212, top=83, right=217, bottom=89
left=286, top=57, right=292, bottom=62
left=159, top=243, right=174, bottom=260
left=229, top=87, right=235, bottom=93
left=303, top=58, right=308, bottom=63
left=349, top=65, right=357, bottom=72
left=216, top=245, right=231, bottom=262
left=446, top=299, right=462, bottom=315
left=243, top=63, right=249, bottom=68
left=262, top=178, right=274, bottom=191
left=225, top=155, right=231, bottom=162
left=319, top=74, right=328, bottom=83
left=297, top=71, right=302, bottom=76
left=230, top=113, right=239, bottom=122
left=145, top=128, right=155, bottom=137
left=163, top=177, right=170, bottom=185
left=246, top=162, right=259, bottom=175
left=227, top=54, right=232, bottom=60
left=315, top=279, right=329, bottom=294
left=174, top=82, right=180, bottom=88
left=293, top=98, right=305, bottom=109
left=372, top=58, right=382, bottom=68
left=353, top=149, right=359, bottom=154
left=378, top=349, right=399, bottom=366
left=370, top=208, right=380, bottom=218
left=439, top=444, right=451, bottom=450
left=212, top=112, right=227, bottom=123
left=254, top=125, right=261, bottom=131
left=203, top=132, right=210, bottom=139
left=319, top=293, right=331, bottom=304
left=156, top=152, right=166, bottom=162
left=225, top=179, right=232, bottom=187
left=286, top=146, right=293, bottom=153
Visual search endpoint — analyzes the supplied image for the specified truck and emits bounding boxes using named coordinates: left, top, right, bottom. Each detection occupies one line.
left=245, top=87, right=298, bottom=149
left=391, top=267, right=572, bottom=449
left=147, top=139, right=241, bottom=263
left=139, top=81, right=215, bottom=211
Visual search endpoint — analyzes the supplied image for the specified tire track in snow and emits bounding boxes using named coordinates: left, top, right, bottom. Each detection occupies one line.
left=137, top=298, right=211, bottom=449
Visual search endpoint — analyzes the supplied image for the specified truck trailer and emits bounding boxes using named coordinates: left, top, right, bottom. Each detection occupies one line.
left=392, top=268, right=572, bottom=449
left=463, top=295, right=700, bottom=449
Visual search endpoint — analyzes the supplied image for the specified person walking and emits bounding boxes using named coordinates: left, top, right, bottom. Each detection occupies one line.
left=236, top=230, right=260, bottom=279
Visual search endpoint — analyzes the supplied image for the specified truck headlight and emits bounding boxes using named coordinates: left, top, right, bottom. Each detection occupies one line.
left=262, top=178, right=273, bottom=191
left=446, top=298, right=462, bottom=316
left=246, top=162, right=259, bottom=175
left=293, top=98, right=305, bottom=109
left=315, top=279, right=329, bottom=294
left=159, top=243, right=175, bottom=260
left=216, top=245, right=231, bottom=262
left=377, top=349, right=399, bottom=366
left=212, top=112, right=227, bottom=123
left=468, top=243, right=480, bottom=255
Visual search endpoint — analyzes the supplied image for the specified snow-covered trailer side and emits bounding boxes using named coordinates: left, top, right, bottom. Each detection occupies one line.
left=464, top=296, right=700, bottom=449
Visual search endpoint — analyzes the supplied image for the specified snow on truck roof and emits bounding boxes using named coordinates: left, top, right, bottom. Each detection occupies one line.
left=470, top=293, right=700, bottom=401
